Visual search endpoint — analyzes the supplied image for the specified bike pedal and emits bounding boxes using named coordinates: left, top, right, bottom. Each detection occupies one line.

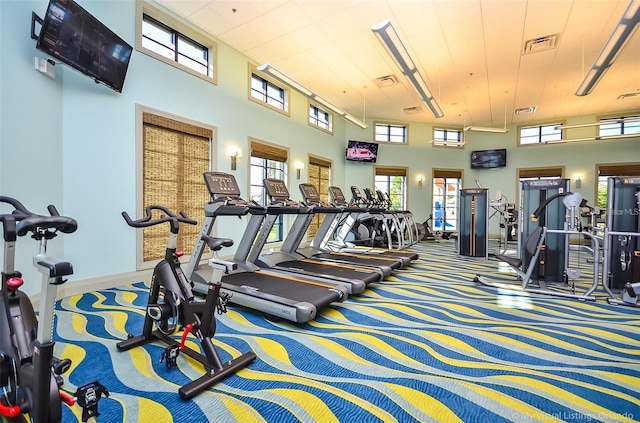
left=52, top=357, right=72, bottom=375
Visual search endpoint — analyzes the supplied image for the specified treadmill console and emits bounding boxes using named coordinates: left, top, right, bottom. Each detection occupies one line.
left=363, top=187, right=376, bottom=202
left=263, top=178, right=289, bottom=200
left=329, top=186, right=346, bottom=205
left=204, top=172, right=241, bottom=199
left=299, top=183, right=320, bottom=204
left=351, top=186, right=362, bottom=200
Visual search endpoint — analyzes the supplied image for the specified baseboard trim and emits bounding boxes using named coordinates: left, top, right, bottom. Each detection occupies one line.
left=30, top=269, right=153, bottom=307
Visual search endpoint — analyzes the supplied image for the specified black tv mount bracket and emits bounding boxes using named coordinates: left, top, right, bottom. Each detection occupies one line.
left=31, top=12, right=43, bottom=40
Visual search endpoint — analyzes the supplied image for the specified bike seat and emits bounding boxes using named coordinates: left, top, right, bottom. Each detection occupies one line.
left=202, top=236, right=234, bottom=252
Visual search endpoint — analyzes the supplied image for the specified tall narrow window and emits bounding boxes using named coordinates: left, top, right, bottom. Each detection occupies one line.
left=307, top=157, right=332, bottom=237
left=375, top=167, right=407, bottom=210
left=432, top=169, right=462, bottom=232
left=250, top=140, right=288, bottom=243
left=141, top=112, right=212, bottom=262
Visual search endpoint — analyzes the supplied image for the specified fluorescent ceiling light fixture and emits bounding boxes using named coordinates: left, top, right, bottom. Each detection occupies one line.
left=554, top=116, right=640, bottom=130
left=370, top=20, right=444, bottom=119
left=257, top=64, right=367, bottom=129
left=543, top=133, right=639, bottom=144
left=464, top=126, right=509, bottom=134
left=575, top=0, right=640, bottom=96
left=430, top=139, right=466, bottom=147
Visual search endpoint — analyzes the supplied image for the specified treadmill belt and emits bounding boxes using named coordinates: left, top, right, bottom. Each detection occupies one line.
left=313, top=252, right=400, bottom=271
left=277, top=260, right=380, bottom=284
left=222, top=272, right=341, bottom=306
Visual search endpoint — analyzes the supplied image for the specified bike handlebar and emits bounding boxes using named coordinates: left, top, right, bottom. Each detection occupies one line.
left=122, top=205, right=197, bottom=235
left=0, top=196, right=77, bottom=240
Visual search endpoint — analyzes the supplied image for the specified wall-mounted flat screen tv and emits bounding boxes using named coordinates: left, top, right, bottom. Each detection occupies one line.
left=471, top=149, right=507, bottom=169
left=346, top=140, right=378, bottom=163
left=36, top=0, right=133, bottom=93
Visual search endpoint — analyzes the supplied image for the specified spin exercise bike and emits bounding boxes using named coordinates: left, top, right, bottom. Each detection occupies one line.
left=0, top=196, right=108, bottom=422
left=116, top=205, right=256, bottom=400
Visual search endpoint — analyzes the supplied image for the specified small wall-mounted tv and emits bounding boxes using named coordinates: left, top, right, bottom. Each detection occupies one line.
left=471, top=149, right=507, bottom=169
left=346, top=140, right=378, bottom=163
left=36, top=0, right=133, bottom=93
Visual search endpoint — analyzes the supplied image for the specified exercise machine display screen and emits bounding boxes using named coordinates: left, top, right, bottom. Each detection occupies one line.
left=329, top=187, right=346, bottom=204
left=299, top=183, right=320, bottom=202
left=203, top=172, right=241, bottom=198
left=263, top=178, right=290, bottom=201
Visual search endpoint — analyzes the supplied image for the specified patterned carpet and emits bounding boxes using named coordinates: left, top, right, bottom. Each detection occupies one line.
left=51, top=240, right=640, bottom=423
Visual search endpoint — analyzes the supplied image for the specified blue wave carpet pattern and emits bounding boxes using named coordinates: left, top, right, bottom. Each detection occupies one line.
left=52, top=240, right=640, bottom=422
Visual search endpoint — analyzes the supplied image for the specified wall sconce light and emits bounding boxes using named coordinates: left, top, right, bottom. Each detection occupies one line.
left=417, top=176, right=424, bottom=189
left=295, top=161, right=305, bottom=180
left=228, top=146, right=241, bottom=171
left=574, top=174, right=583, bottom=189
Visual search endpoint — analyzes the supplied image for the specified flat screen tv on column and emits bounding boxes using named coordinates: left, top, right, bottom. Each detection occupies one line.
left=36, top=0, right=133, bottom=93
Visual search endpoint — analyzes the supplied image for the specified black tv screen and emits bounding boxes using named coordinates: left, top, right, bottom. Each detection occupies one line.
left=36, top=0, right=132, bottom=93
left=471, top=149, right=507, bottom=169
left=346, top=140, right=378, bottom=163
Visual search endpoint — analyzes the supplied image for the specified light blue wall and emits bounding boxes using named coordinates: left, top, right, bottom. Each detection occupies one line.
left=1, top=0, right=65, bottom=290
left=1, top=0, right=638, bottom=295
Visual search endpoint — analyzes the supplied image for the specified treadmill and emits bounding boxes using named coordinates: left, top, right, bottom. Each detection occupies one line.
left=297, top=183, right=404, bottom=271
left=331, top=186, right=418, bottom=262
left=185, top=172, right=347, bottom=323
left=246, top=178, right=383, bottom=294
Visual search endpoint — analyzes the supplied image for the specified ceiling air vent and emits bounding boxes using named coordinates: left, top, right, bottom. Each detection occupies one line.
left=375, top=74, right=399, bottom=88
left=403, top=106, right=422, bottom=115
left=515, top=106, right=536, bottom=115
left=522, top=34, right=560, bottom=55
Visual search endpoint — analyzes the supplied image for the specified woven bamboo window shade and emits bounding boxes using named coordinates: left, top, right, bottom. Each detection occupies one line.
left=142, top=113, right=211, bottom=261
left=518, top=167, right=563, bottom=179
left=597, top=163, right=640, bottom=176
left=376, top=167, right=407, bottom=177
left=433, top=169, right=463, bottom=179
left=307, top=157, right=331, bottom=238
left=250, top=141, right=288, bottom=162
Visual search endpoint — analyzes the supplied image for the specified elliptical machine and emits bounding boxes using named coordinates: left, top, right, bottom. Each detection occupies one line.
left=116, top=205, right=256, bottom=400
left=0, top=196, right=108, bottom=422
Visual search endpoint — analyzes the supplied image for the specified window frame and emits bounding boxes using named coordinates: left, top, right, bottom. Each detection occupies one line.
left=136, top=2, right=218, bottom=84
left=249, top=139, right=289, bottom=244
left=248, top=65, right=290, bottom=116
left=307, top=156, right=332, bottom=238
left=595, top=162, right=640, bottom=208
left=432, top=169, right=463, bottom=233
left=374, top=121, right=409, bottom=144
left=308, top=102, right=334, bottom=134
left=135, top=104, right=215, bottom=270
left=432, top=126, right=465, bottom=148
left=375, top=167, right=408, bottom=210
left=517, top=122, right=563, bottom=145
left=597, top=114, right=640, bottom=137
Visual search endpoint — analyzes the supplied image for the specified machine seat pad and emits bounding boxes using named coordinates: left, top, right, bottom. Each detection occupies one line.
left=202, top=236, right=234, bottom=252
